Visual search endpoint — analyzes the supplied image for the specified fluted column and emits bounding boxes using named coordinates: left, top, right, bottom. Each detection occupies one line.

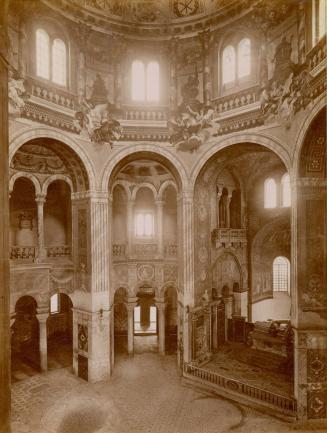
left=156, top=200, right=164, bottom=257
left=35, top=193, right=47, bottom=259
left=89, top=193, right=110, bottom=293
left=126, top=298, right=138, bottom=356
left=126, top=199, right=135, bottom=257
left=36, top=310, right=49, bottom=372
left=155, top=300, right=166, bottom=355
left=113, top=37, right=126, bottom=110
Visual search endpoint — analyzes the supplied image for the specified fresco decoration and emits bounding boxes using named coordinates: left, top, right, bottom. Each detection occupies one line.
left=168, top=73, right=218, bottom=152
left=75, top=73, right=122, bottom=147
left=260, top=36, right=312, bottom=128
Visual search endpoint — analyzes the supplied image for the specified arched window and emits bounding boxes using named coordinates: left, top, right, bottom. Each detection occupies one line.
left=36, top=29, right=50, bottom=79
left=132, top=60, right=145, bottom=101
left=50, top=293, right=59, bottom=314
left=312, top=0, right=326, bottom=45
left=221, top=36, right=252, bottom=90
left=132, top=60, right=160, bottom=102
left=264, top=178, right=277, bottom=208
left=135, top=212, right=154, bottom=237
left=238, top=38, right=251, bottom=78
left=273, top=256, right=290, bottom=293
left=52, top=38, right=67, bottom=86
left=281, top=173, right=291, bottom=207
left=146, top=61, right=160, bottom=102
left=222, top=45, right=236, bottom=85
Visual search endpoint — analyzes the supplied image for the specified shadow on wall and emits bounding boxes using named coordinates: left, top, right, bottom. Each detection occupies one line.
left=252, top=292, right=291, bottom=322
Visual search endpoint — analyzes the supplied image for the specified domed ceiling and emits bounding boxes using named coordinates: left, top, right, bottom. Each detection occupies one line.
left=67, top=0, right=229, bottom=23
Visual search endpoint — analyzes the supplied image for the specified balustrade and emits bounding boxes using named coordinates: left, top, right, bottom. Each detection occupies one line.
left=164, top=244, right=177, bottom=257
left=184, top=363, right=297, bottom=414
left=10, top=245, right=36, bottom=260
left=28, top=77, right=77, bottom=110
left=307, top=37, right=326, bottom=72
left=123, top=106, right=168, bottom=121
left=211, top=228, right=246, bottom=247
left=46, top=245, right=71, bottom=257
left=112, top=244, right=126, bottom=257
left=214, top=86, right=259, bottom=114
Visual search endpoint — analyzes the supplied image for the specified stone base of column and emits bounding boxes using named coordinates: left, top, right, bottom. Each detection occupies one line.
left=88, top=310, right=111, bottom=383
left=294, top=328, right=327, bottom=421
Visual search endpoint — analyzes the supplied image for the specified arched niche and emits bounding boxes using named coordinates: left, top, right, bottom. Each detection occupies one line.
left=12, top=296, right=39, bottom=375
left=113, top=288, right=128, bottom=355
left=112, top=184, right=128, bottom=247
left=164, top=286, right=178, bottom=354
left=9, top=177, right=37, bottom=254
left=212, top=252, right=242, bottom=297
left=44, top=180, right=72, bottom=249
left=47, top=293, right=73, bottom=370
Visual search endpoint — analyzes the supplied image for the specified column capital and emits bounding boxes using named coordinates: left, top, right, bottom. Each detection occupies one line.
left=155, top=302, right=167, bottom=311
left=36, top=312, right=49, bottom=323
left=35, top=193, right=46, bottom=204
left=155, top=200, right=165, bottom=206
left=177, top=190, right=193, bottom=203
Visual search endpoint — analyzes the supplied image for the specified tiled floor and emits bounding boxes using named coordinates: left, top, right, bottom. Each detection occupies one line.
left=11, top=352, right=322, bottom=433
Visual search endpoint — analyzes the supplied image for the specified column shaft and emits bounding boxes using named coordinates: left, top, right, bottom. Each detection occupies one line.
left=126, top=300, right=137, bottom=356
left=156, top=200, right=164, bottom=256
left=36, top=194, right=46, bottom=259
left=156, top=302, right=166, bottom=355
left=126, top=200, right=134, bottom=257
left=36, top=312, right=49, bottom=372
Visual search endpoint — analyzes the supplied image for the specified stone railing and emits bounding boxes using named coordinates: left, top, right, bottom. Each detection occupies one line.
left=184, top=363, right=297, bottom=415
left=307, top=37, right=326, bottom=72
left=212, top=228, right=247, bottom=247
left=46, top=245, right=71, bottom=257
left=214, top=86, right=259, bottom=115
left=133, top=243, right=157, bottom=256
left=164, top=244, right=177, bottom=257
left=27, top=77, right=77, bottom=111
left=10, top=246, right=36, bottom=260
left=112, top=244, right=126, bottom=257
left=123, top=105, right=168, bottom=121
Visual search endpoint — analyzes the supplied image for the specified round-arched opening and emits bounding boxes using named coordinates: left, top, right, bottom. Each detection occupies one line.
left=9, top=138, right=89, bottom=262
left=113, top=288, right=128, bottom=356
left=164, top=286, right=178, bottom=355
left=44, top=180, right=72, bottom=257
left=10, top=177, right=37, bottom=260
left=47, top=293, right=73, bottom=370
left=11, top=296, right=39, bottom=379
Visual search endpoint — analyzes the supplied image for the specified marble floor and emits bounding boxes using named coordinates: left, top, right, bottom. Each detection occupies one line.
left=11, top=352, right=323, bottom=433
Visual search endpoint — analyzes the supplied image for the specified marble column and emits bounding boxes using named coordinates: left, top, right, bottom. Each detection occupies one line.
left=35, top=193, right=47, bottom=259
left=216, top=187, right=222, bottom=228
left=156, top=200, right=164, bottom=257
left=88, top=193, right=111, bottom=381
left=126, top=298, right=138, bottom=356
left=36, top=310, right=49, bottom=372
left=226, top=190, right=233, bottom=229
left=0, top=5, right=11, bottom=431
left=178, top=191, right=195, bottom=364
left=126, top=199, right=135, bottom=257
left=155, top=300, right=166, bottom=355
